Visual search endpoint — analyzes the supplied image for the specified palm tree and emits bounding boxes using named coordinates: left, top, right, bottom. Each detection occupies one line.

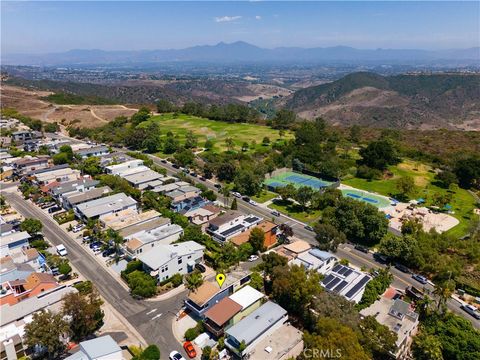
left=221, top=185, right=231, bottom=207
left=433, top=280, right=455, bottom=314
left=185, top=271, right=204, bottom=291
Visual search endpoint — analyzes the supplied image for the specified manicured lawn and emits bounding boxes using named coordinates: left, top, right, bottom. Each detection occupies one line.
left=343, top=160, right=477, bottom=237
left=269, top=199, right=322, bottom=224
left=252, top=190, right=278, bottom=204
left=143, top=113, right=293, bottom=153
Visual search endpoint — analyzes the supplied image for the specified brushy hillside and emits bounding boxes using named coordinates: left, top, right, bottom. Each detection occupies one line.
left=286, top=72, right=480, bottom=129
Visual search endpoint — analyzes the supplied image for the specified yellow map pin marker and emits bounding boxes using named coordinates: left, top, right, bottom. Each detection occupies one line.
left=216, top=273, right=226, bottom=288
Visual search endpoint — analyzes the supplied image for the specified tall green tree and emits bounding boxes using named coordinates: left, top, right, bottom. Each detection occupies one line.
left=248, top=227, right=266, bottom=253
left=20, top=218, right=43, bottom=234
left=24, top=310, right=69, bottom=360
left=185, top=271, right=204, bottom=291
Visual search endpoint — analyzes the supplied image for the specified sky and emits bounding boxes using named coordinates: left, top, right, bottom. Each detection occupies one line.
left=1, top=1, right=479, bottom=54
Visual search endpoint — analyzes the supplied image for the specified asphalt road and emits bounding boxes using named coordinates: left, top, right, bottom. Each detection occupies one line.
left=146, top=154, right=480, bottom=330
left=3, top=191, right=188, bottom=359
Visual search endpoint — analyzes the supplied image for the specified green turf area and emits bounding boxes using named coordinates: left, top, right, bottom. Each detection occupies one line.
left=340, top=189, right=391, bottom=209
left=269, top=199, right=322, bottom=224
left=264, top=171, right=334, bottom=190
left=251, top=190, right=278, bottom=204
left=343, top=160, right=477, bottom=237
left=143, top=113, right=293, bottom=153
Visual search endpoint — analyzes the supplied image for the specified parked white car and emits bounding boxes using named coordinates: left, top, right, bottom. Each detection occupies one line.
left=169, top=351, right=186, bottom=360
left=248, top=199, right=258, bottom=206
left=248, top=255, right=259, bottom=262
left=56, top=244, right=67, bottom=256
left=231, top=191, right=242, bottom=198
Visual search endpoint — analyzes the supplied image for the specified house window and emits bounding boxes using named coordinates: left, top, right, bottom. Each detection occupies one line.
left=178, top=257, right=182, bottom=265
left=188, top=255, right=192, bottom=259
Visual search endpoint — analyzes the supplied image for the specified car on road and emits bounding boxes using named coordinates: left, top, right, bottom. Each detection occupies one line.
left=394, top=263, right=411, bottom=274
left=412, top=274, right=428, bottom=285
left=271, top=210, right=280, bottom=217
left=102, top=248, right=116, bottom=257
left=190, top=172, right=197, bottom=177
left=248, top=255, right=259, bottom=262
left=231, top=191, right=242, bottom=198
left=199, top=176, right=206, bottom=181
left=183, top=342, right=196, bottom=359
left=161, top=159, right=167, bottom=163
left=195, top=263, right=206, bottom=273
left=169, top=351, right=186, bottom=360
left=56, top=244, right=67, bottom=256
left=72, top=224, right=85, bottom=233
left=172, top=164, right=180, bottom=169
left=354, top=245, right=369, bottom=253
left=214, top=183, right=221, bottom=189
left=48, top=206, right=62, bottom=214
left=248, top=199, right=258, bottom=206
left=373, top=253, right=390, bottom=264
left=460, top=304, right=480, bottom=320
left=242, top=196, right=250, bottom=202
left=304, top=225, right=314, bottom=232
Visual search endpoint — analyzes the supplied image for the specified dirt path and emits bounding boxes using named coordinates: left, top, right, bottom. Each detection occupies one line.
left=89, top=108, right=108, bottom=123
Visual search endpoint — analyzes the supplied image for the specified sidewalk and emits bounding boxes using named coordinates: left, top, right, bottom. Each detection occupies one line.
left=145, top=284, right=187, bottom=301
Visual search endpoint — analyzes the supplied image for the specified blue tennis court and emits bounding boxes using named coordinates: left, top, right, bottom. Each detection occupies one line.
left=265, top=171, right=334, bottom=191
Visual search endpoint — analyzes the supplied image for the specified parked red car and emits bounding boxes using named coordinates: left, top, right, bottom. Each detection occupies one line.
left=183, top=341, right=196, bottom=359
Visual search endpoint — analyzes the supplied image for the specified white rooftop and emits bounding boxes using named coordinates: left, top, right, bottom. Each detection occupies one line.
left=229, top=285, right=264, bottom=310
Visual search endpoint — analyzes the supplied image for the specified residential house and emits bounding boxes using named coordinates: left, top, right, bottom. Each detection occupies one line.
left=225, top=301, right=289, bottom=358
left=230, top=220, right=278, bottom=249
left=0, top=286, right=77, bottom=360
left=65, top=335, right=125, bottom=360
left=0, top=232, right=30, bottom=258
left=360, top=288, right=419, bottom=359
left=62, top=186, right=112, bottom=209
left=138, top=241, right=204, bottom=282
left=290, top=248, right=337, bottom=275
left=0, top=273, right=59, bottom=306
left=50, top=178, right=99, bottom=200
left=206, top=212, right=262, bottom=243
left=123, top=222, right=184, bottom=259
left=11, top=131, right=41, bottom=144
left=100, top=209, right=161, bottom=231
left=105, top=159, right=144, bottom=175
left=185, top=269, right=252, bottom=317
left=165, top=185, right=201, bottom=203
left=184, top=204, right=222, bottom=228
left=171, top=195, right=208, bottom=214
left=13, top=156, right=49, bottom=175
left=118, top=217, right=172, bottom=239
left=74, top=193, right=137, bottom=221
left=275, top=239, right=311, bottom=261
left=124, top=169, right=164, bottom=190
left=74, top=145, right=109, bottom=159
left=33, top=167, right=81, bottom=186
left=204, top=285, right=264, bottom=338
left=321, top=264, right=372, bottom=303
left=99, top=152, right=133, bottom=167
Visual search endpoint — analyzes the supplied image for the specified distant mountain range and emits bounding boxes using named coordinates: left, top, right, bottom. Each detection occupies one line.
left=3, top=41, right=479, bottom=66
left=284, top=72, right=480, bottom=130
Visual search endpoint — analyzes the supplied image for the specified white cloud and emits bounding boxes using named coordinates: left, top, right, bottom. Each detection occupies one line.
left=255, top=15, right=262, bottom=20
left=215, top=16, right=242, bottom=23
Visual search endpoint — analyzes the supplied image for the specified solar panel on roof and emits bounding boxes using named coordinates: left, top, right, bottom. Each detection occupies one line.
left=343, top=269, right=353, bottom=277
left=326, top=277, right=341, bottom=290
left=344, top=276, right=371, bottom=299
left=244, top=216, right=259, bottom=224
left=220, top=224, right=244, bottom=237
left=333, top=280, right=348, bottom=293
left=337, top=266, right=348, bottom=275
left=332, top=264, right=342, bottom=273
left=322, top=274, right=335, bottom=286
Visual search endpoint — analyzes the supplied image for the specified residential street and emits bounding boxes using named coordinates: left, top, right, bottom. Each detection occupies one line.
left=146, top=154, right=480, bottom=330
left=3, top=191, right=189, bottom=359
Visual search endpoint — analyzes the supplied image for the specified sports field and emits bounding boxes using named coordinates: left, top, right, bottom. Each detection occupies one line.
left=144, top=113, right=292, bottom=153
left=265, top=171, right=334, bottom=190
left=340, top=188, right=391, bottom=209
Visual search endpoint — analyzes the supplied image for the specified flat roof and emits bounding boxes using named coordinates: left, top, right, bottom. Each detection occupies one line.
left=75, top=145, right=109, bottom=155
left=208, top=211, right=243, bottom=227
left=75, top=193, right=137, bottom=218
left=137, top=241, right=203, bottom=270
left=64, top=186, right=111, bottom=205
left=0, top=231, right=30, bottom=246
left=119, top=217, right=170, bottom=238
left=101, top=209, right=161, bottom=230
left=229, top=285, right=264, bottom=310
left=283, top=240, right=311, bottom=254
left=188, top=281, right=220, bottom=307
left=80, top=335, right=121, bottom=359
left=124, top=169, right=163, bottom=185
left=204, top=297, right=242, bottom=326
left=226, top=301, right=287, bottom=346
